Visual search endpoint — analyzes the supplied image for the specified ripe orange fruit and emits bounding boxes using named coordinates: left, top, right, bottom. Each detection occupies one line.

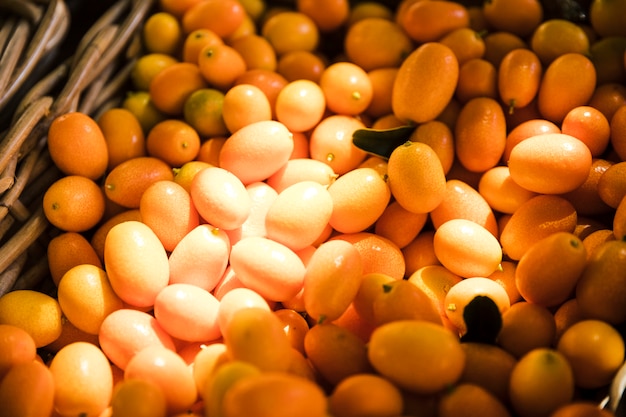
left=438, top=383, right=512, bottom=417
left=498, top=48, right=542, bottom=114
left=47, top=112, right=109, bottom=180
left=47, top=231, right=103, bottom=286
left=499, top=195, right=578, bottom=261
left=497, top=301, right=556, bottom=359
left=98, top=309, right=175, bottom=371
left=89, top=209, right=142, bottom=263
left=302, top=239, right=363, bottom=323
left=368, top=320, right=465, bottom=394
left=149, top=62, right=208, bottom=115
left=456, top=58, right=498, bottom=104
left=146, top=119, right=201, bottom=167
left=234, top=68, right=289, bottom=119
left=265, top=181, right=333, bottom=251
left=49, top=341, right=113, bottom=417
left=331, top=232, right=406, bottom=280
left=508, top=348, right=575, bottom=417
left=372, top=279, right=443, bottom=326
left=276, top=50, right=326, bottom=83
left=455, top=97, right=507, bottom=172
left=304, top=322, right=373, bottom=385
left=182, top=28, right=222, bottom=63
left=57, top=264, right=123, bottom=335
left=609, top=104, right=626, bottom=160
left=557, top=319, right=625, bottom=389
left=508, top=133, right=592, bottom=195
left=537, top=53, right=597, bottom=124
left=530, top=19, right=590, bottom=65
left=328, top=373, right=404, bottom=417
left=43, top=175, right=106, bottom=233
left=399, top=0, right=470, bottom=43
left=261, top=11, right=320, bottom=55
left=221, top=372, right=328, bottom=417
left=109, top=378, right=167, bottom=417
left=274, top=79, right=325, bottom=133
left=344, top=17, right=413, bottom=71
left=197, top=43, right=247, bottom=91
left=434, top=219, right=502, bottom=279
left=374, top=200, right=428, bottom=249
left=459, top=342, right=517, bottom=403
left=392, top=42, right=459, bottom=124
left=223, top=83, right=272, bottom=133
left=98, top=107, right=146, bottom=170
left=515, top=232, right=587, bottom=307
left=308, top=114, right=368, bottom=175
left=230, top=34, right=277, bottom=72
left=589, top=0, right=626, bottom=37
left=124, top=346, right=198, bottom=414
left=139, top=180, right=200, bottom=252
left=181, top=0, right=246, bottom=38
left=387, top=141, right=447, bottom=214
left=104, top=156, right=174, bottom=209
left=104, top=220, right=169, bottom=308
left=327, top=167, right=391, bottom=234
left=219, top=120, right=294, bottom=185
left=576, top=239, right=626, bottom=324
left=222, top=307, right=294, bottom=373
left=130, top=52, right=179, bottom=92
left=482, top=0, right=543, bottom=37
left=319, top=61, right=373, bottom=115
left=439, top=27, right=487, bottom=66
left=0, top=360, right=54, bottom=417
left=142, top=11, right=182, bottom=55
left=297, top=0, right=350, bottom=32
left=482, top=31, right=527, bottom=67
left=0, top=324, right=37, bottom=379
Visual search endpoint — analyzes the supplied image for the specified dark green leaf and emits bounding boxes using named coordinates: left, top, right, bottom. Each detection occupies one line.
left=352, top=124, right=416, bottom=160
left=460, top=295, right=502, bottom=345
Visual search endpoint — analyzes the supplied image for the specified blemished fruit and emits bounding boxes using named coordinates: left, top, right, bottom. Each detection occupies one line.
left=20, top=0, right=626, bottom=415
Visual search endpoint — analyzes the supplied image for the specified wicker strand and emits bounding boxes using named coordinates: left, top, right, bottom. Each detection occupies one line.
left=0, top=0, right=69, bottom=112
left=0, top=96, right=53, bottom=182
left=0, top=205, right=49, bottom=280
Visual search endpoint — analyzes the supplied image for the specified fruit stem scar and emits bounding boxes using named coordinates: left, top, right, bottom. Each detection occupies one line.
left=447, top=303, right=457, bottom=312
left=317, top=315, right=327, bottom=325
left=352, top=91, right=361, bottom=101
left=52, top=202, right=60, bottom=210
left=569, top=239, right=580, bottom=248
left=105, top=183, right=115, bottom=191
left=326, top=153, right=335, bottom=162
left=382, top=283, right=392, bottom=293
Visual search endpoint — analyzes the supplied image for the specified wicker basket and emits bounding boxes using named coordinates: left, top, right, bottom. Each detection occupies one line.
left=0, top=0, right=155, bottom=297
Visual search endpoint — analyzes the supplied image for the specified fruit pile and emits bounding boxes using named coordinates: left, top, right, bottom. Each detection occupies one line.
left=1, top=0, right=626, bottom=416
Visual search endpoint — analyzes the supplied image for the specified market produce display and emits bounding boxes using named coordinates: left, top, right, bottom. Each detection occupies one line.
left=1, top=0, right=626, bottom=416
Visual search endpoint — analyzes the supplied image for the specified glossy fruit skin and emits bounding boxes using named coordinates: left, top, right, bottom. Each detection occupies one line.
left=386, top=141, right=447, bottom=214
left=515, top=232, right=587, bottom=307
left=537, top=53, right=597, bottom=124
left=507, top=133, right=592, bottom=195
left=367, top=319, right=465, bottom=394
left=103, top=220, right=169, bottom=308
left=221, top=372, right=329, bottom=417
left=575, top=239, right=626, bottom=324
left=49, top=341, right=114, bottom=417
left=392, top=42, right=459, bottom=124
left=454, top=97, right=507, bottom=173
left=0, top=360, right=54, bottom=417
left=557, top=319, right=625, bottom=389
